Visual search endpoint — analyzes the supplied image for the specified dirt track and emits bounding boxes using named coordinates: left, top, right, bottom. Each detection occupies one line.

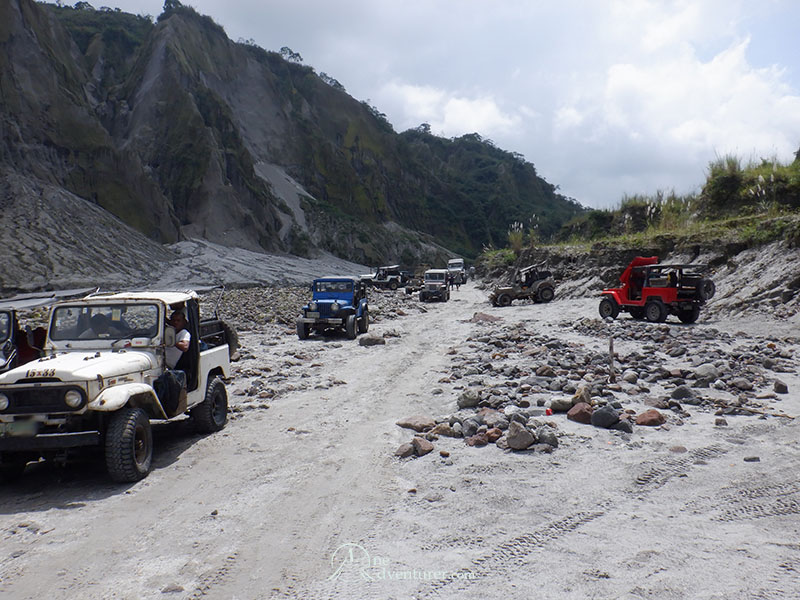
left=2, top=283, right=800, bottom=599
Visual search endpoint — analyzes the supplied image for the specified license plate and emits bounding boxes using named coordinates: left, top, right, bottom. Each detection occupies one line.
left=306, top=312, right=320, bottom=318
left=0, top=420, right=39, bottom=437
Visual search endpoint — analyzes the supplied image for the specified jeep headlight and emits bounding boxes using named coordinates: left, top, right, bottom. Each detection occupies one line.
left=64, top=389, right=82, bottom=408
left=0, top=393, right=8, bottom=411
left=309, top=301, right=318, bottom=311
left=331, top=302, right=340, bottom=313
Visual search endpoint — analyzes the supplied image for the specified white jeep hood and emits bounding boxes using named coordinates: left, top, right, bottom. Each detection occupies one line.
left=0, top=351, right=157, bottom=384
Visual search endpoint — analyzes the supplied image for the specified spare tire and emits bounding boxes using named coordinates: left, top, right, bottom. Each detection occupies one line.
left=221, top=320, right=239, bottom=359
left=698, top=279, right=716, bottom=301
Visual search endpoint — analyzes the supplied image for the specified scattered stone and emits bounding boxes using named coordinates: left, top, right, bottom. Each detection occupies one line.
left=506, top=421, right=536, bottom=450
left=591, top=405, right=620, bottom=429
left=486, top=428, right=503, bottom=443
left=694, top=363, right=720, bottom=379
left=395, top=443, right=414, bottom=458
left=412, top=437, right=435, bottom=457
left=572, top=384, right=592, bottom=405
left=358, top=335, right=386, bottom=346
left=431, top=423, right=460, bottom=437
left=730, top=377, right=753, bottom=391
left=567, top=402, right=593, bottom=424
left=636, top=409, right=666, bottom=427
left=671, top=385, right=695, bottom=400
left=439, top=450, right=450, bottom=458
left=161, top=584, right=185, bottom=594
left=535, top=427, right=559, bottom=448
left=396, top=415, right=436, bottom=433
left=457, top=390, right=481, bottom=409
left=669, top=446, right=688, bottom=453
left=621, top=369, right=638, bottom=384
left=743, top=456, right=761, bottom=463
left=550, top=397, right=573, bottom=413
left=774, top=380, right=789, bottom=394
left=715, top=418, right=728, bottom=427
left=465, top=432, right=489, bottom=447
left=610, top=420, right=633, bottom=433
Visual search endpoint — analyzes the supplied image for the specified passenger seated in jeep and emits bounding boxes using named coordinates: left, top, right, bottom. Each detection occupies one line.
left=166, top=310, right=191, bottom=369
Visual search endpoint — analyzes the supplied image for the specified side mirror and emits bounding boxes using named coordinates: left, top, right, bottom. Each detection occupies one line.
left=164, top=326, right=176, bottom=346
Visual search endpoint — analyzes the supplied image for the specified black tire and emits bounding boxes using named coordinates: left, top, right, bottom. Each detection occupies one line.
left=629, top=307, right=645, bottom=320
left=497, top=294, right=512, bottom=307
left=296, top=319, right=309, bottom=340
left=105, top=407, right=153, bottom=482
left=598, top=297, right=619, bottom=319
left=699, top=279, right=716, bottom=300
left=345, top=315, right=357, bottom=339
left=192, top=377, right=228, bottom=433
left=358, top=310, right=369, bottom=334
left=537, top=287, right=555, bottom=303
left=645, top=301, right=667, bottom=323
left=389, top=281, right=398, bottom=291
left=678, top=305, right=701, bottom=324
left=419, top=292, right=426, bottom=302
left=0, top=453, right=30, bottom=483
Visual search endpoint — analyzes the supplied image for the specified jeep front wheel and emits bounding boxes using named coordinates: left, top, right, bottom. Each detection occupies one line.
left=345, top=314, right=357, bottom=339
left=358, top=310, right=369, bottom=334
left=496, top=293, right=512, bottom=307
left=193, top=377, right=228, bottom=433
left=678, top=305, right=701, bottom=324
left=645, top=300, right=667, bottom=323
left=105, top=407, right=153, bottom=482
left=598, top=297, right=619, bottom=319
left=537, top=287, right=555, bottom=303
left=296, top=319, right=309, bottom=340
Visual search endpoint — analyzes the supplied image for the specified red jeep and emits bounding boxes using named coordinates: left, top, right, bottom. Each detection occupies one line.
left=598, top=257, right=715, bottom=323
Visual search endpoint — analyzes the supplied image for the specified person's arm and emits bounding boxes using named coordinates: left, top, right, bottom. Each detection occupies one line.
left=175, top=329, right=190, bottom=352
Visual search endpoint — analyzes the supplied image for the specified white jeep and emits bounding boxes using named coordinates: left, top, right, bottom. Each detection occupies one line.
left=0, top=291, right=232, bottom=482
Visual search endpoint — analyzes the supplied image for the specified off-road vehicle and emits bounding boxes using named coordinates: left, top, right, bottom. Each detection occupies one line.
left=297, top=277, right=369, bottom=340
left=489, top=264, right=556, bottom=306
left=0, top=289, right=94, bottom=374
left=447, top=258, right=467, bottom=283
left=360, top=265, right=407, bottom=290
left=598, top=257, right=716, bottom=323
left=419, top=269, right=450, bottom=302
left=0, top=291, right=232, bottom=482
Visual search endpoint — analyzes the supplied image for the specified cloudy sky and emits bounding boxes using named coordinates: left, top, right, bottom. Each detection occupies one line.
left=97, top=0, right=800, bottom=209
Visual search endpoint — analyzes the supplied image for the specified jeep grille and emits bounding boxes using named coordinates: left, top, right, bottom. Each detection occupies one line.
left=0, top=386, right=86, bottom=415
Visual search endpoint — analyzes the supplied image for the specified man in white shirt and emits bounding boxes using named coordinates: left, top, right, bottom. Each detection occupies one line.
left=166, top=310, right=191, bottom=369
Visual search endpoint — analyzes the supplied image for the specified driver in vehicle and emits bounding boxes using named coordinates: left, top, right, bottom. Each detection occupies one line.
left=166, top=310, right=191, bottom=369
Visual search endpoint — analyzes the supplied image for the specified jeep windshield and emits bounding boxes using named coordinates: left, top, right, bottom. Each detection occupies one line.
left=314, top=281, right=353, bottom=293
left=425, top=273, right=446, bottom=282
left=50, top=304, right=160, bottom=341
left=0, top=311, right=10, bottom=344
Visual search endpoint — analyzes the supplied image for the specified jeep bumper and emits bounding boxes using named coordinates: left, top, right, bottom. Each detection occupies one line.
left=298, top=317, right=344, bottom=326
left=0, top=431, right=100, bottom=451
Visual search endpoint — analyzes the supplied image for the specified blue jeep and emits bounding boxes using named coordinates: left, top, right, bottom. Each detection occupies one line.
left=297, top=277, right=369, bottom=340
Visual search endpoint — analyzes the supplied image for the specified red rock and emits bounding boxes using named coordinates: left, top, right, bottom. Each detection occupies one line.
left=412, top=437, right=435, bottom=456
left=486, top=427, right=503, bottom=442
left=636, top=409, right=666, bottom=426
left=567, top=402, right=593, bottom=424
left=465, top=433, right=489, bottom=447
left=396, top=415, right=436, bottom=432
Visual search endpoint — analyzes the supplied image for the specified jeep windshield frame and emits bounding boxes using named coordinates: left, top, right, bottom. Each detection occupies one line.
left=49, top=303, right=161, bottom=342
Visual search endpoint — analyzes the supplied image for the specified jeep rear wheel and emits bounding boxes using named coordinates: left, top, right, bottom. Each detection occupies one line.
left=296, top=319, right=309, bottom=340
left=598, top=297, right=619, bottom=319
left=105, top=407, right=153, bottom=482
left=678, top=305, right=701, bottom=324
left=645, top=301, right=667, bottom=323
left=358, top=310, right=369, bottom=334
left=345, top=314, right=357, bottom=339
left=193, top=377, right=228, bottom=433
left=497, top=293, right=512, bottom=307
left=389, top=281, right=398, bottom=290
left=537, top=287, right=555, bottom=303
